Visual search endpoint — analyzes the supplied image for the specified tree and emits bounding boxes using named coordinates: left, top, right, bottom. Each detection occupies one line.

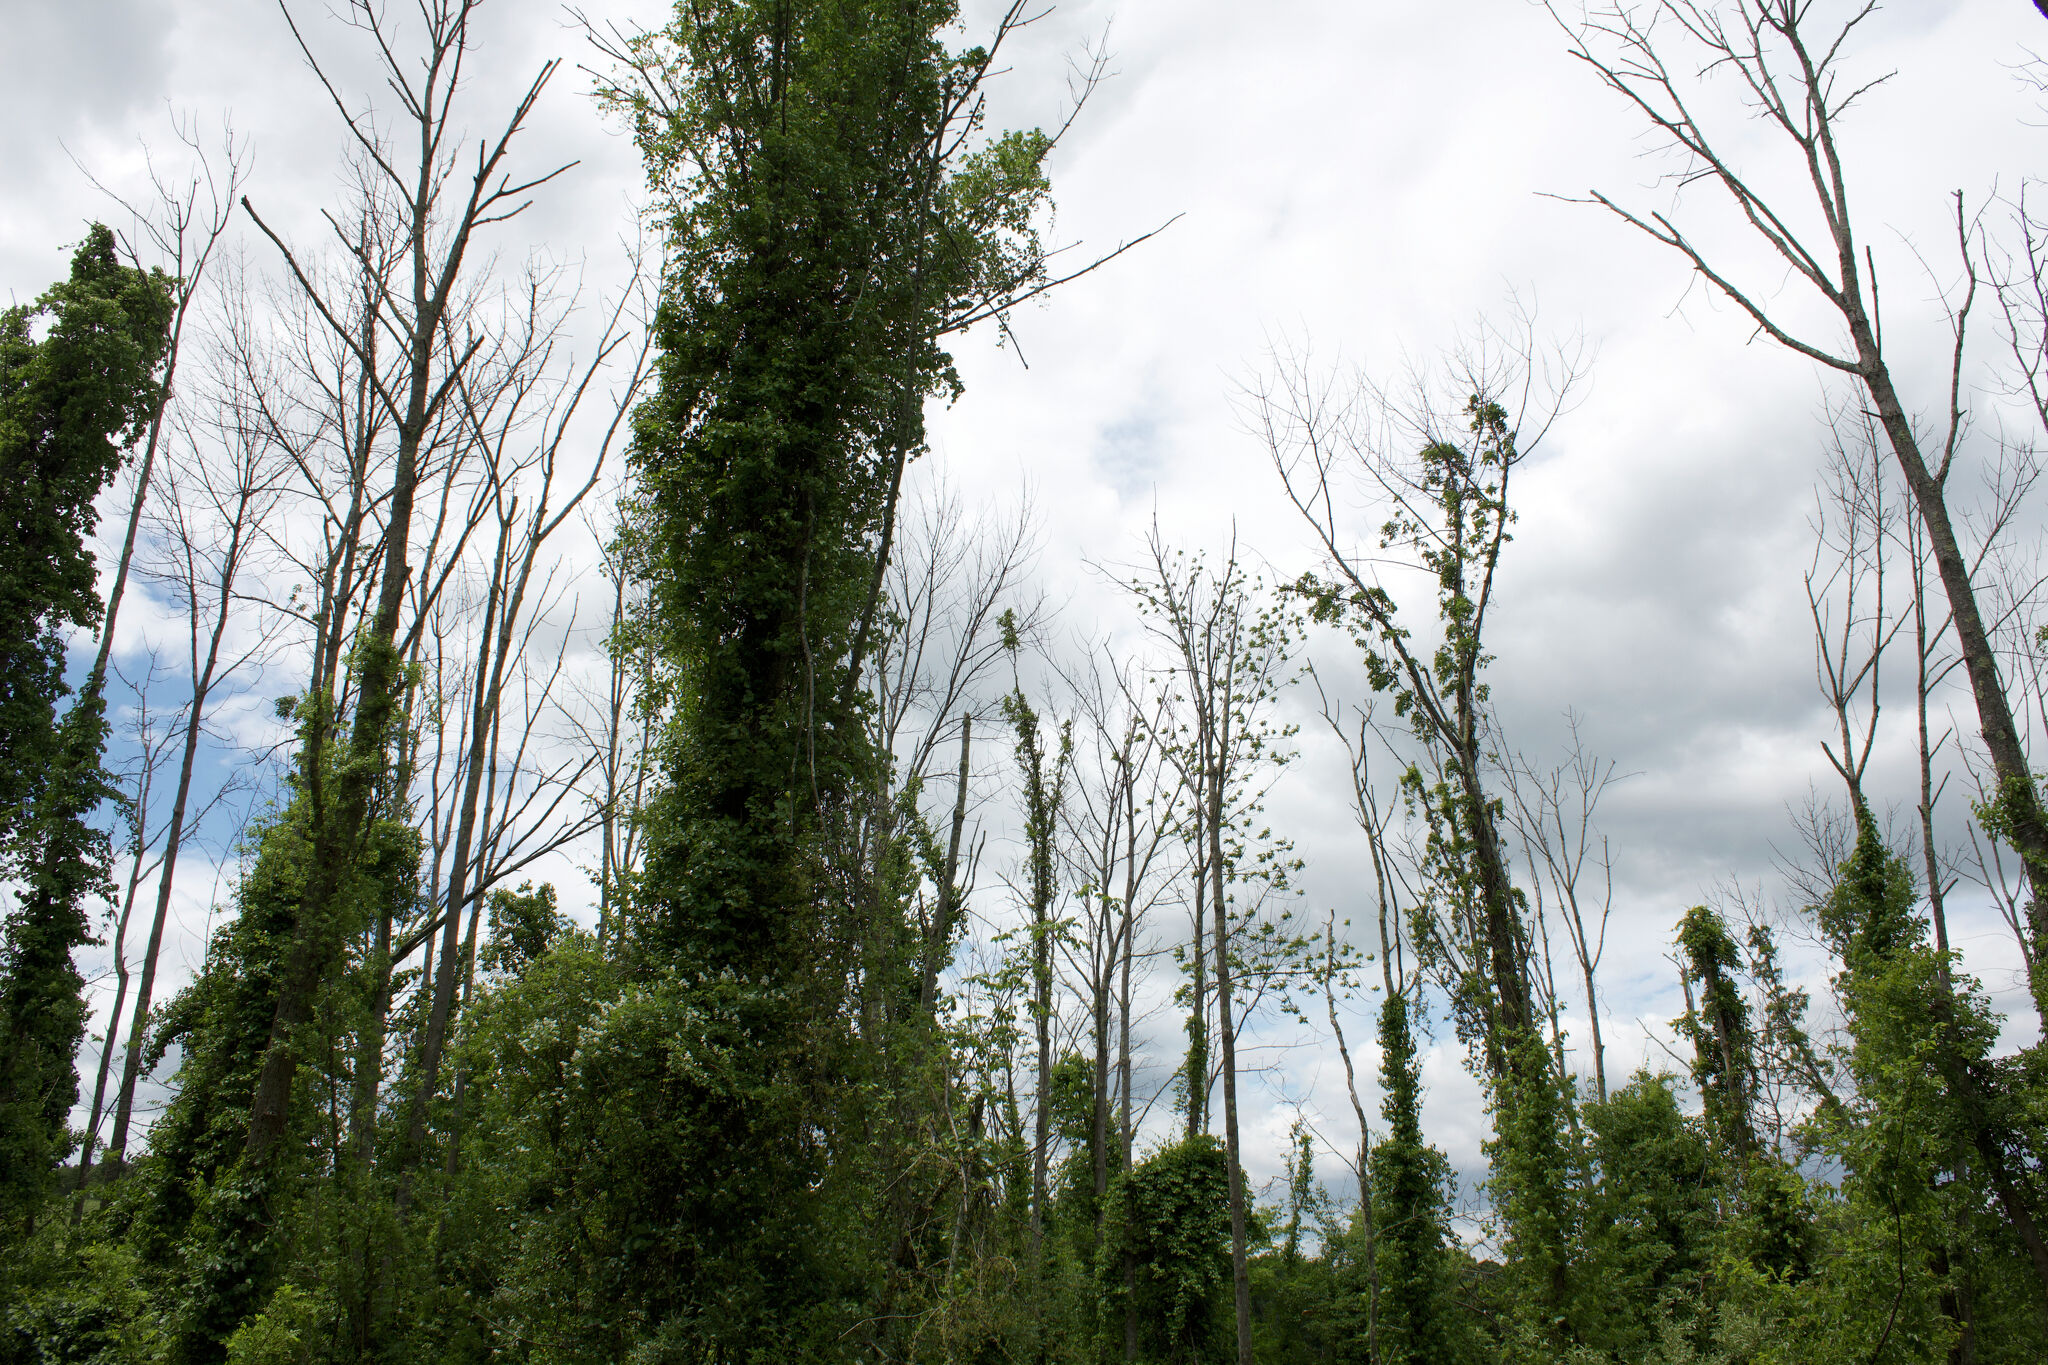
left=1098, top=1135, right=1236, bottom=1365
left=1121, top=527, right=1303, bottom=1365
left=100, top=320, right=281, bottom=1185
left=1553, top=0, right=2048, bottom=1021
left=69, top=114, right=249, bottom=1198
left=0, top=223, right=172, bottom=1230
left=393, top=267, right=646, bottom=1211
left=1676, top=905, right=1760, bottom=1161
left=1788, top=377, right=2048, bottom=1314
left=1369, top=988, right=1462, bottom=1365
left=547, top=0, right=1126, bottom=1352
left=1062, top=647, right=1182, bottom=1313
left=1503, top=716, right=1621, bottom=1104
left=999, top=648, right=1071, bottom=1300
left=1259, top=327, right=1588, bottom=1343
left=235, top=0, right=572, bottom=1171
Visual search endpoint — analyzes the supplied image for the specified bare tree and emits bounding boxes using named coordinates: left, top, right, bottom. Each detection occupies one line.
left=1061, top=647, right=1182, bottom=1269
left=573, top=480, right=659, bottom=946
left=1504, top=713, right=1624, bottom=1104
left=101, top=273, right=284, bottom=1178
left=74, top=114, right=249, bottom=708
left=238, top=0, right=574, bottom=1164
left=1550, top=0, right=2048, bottom=1016
left=72, top=657, right=176, bottom=1210
left=394, top=268, right=646, bottom=1199
left=60, top=114, right=248, bottom=1197
left=867, top=481, right=1045, bottom=1030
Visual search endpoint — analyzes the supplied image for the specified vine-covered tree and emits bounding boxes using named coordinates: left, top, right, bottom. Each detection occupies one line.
left=0, top=223, right=172, bottom=1230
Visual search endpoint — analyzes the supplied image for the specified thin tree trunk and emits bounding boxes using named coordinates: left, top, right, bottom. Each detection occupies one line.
left=1912, top=507, right=1955, bottom=988
left=1119, top=890, right=1137, bottom=1362
left=348, top=909, right=393, bottom=1164
left=1091, top=953, right=1109, bottom=1218
left=1209, top=760, right=1254, bottom=1365
left=441, top=892, right=485, bottom=1179
left=396, top=529, right=509, bottom=1202
left=921, top=715, right=971, bottom=1013
left=1030, top=869, right=1051, bottom=1270
left=72, top=835, right=153, bottom=1214
left=1118, top=761, right=1138, bottom=1361
left=1186, top=848, right=1207, bottom=1140
left=246, top=419, right=422, bottom=1161
left=1325, top=916, right=1371, bottom=1214
left=104, top=508, right=246, bottom=1172
left=1578, top=948, right=1608, bottom=1105
left=1853, top=327, right=2048, bottom=1016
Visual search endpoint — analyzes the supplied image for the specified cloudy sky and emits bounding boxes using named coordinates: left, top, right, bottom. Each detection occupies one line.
left=7, top=0, right=2046, bottom=1218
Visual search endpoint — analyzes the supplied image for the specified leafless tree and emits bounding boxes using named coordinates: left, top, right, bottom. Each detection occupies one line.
left=394, top=267, right=647, bottom=1200
left=74, top=114, right=249, bottom=707
left=1504, top=713, right=1624, bottom=1104
left=1550, top=0, right=2048, bottom=1017
left=63, top=115, right=248, bottom=1193
left=866, top=481, right=1045, bottom=1030
left=571, top=480, right=658, bottom=946
left=100, top=272, right=286, bottom=1178
left=237, top=0, right=575, bottom=1164
left=1804, top=406, right=1903, bottom=816
left=1060, top=646, right=1183, bottom=1275
left=72, top=657, right=175, bottom=1210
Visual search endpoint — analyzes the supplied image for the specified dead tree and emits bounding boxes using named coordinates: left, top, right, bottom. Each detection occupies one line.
left=1504, top=715, right=1625, bottom=1104
left=1553, top=0, right=2048, bottom=1016
left=70, top=115, right=247, bottom=1188
left=101, top=313, right=283, bottom=1177
left=238, top=0, right=573, bottom=1164
left=394, top=269, right=645, bottom=1200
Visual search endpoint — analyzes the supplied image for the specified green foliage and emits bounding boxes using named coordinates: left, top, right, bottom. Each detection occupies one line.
left=19, top=12, right=2048, bottom=1365
left=1676, top=906, right=1760, bottom=1159
left=0, top=223, right=171, bottom=831
left=1099, top=1135, right=1235, bottom=1364
left=479, top=881, right=564, bottom=977
left=587, top=3, right=1066, bottom=1353
left=222, top=1284, right=325, bottom=1365
left=119, top=792, right=417, bottom=1364
left=1369, top=990, right=1468, bottom=1365
left=0, top=223, right=172, bottom=1231
left=0, top=1227, right=162, bottom=1365
left=1578, top=1072, right=1718, bottom=1357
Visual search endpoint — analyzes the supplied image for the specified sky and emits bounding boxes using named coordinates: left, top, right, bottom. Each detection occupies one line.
left=6, top=0, right=2047, bottom=1228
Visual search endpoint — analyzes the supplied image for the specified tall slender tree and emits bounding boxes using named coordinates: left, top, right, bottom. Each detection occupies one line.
left=0, top=224, right=172, bottom=1229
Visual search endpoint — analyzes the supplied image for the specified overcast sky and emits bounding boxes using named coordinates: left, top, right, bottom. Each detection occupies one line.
left=7, top=0, right=2046, bottom=1220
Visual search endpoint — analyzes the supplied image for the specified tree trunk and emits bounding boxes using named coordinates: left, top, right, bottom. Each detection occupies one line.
left=1030, top=868, right=1051, bottom=1268
left=1120, top=899, right=1137, bottom=1362
left=1091, top=953, right=1109, bottom=1227
left=1851, top=317, right=2048, bottom=1018
left=395, top=532, right=508, bottom=1200
left=921, top=715, right=971, bottom=1013
left=1186, top=849, right=1208, bottom=1139
left=1579, top=951, right=1608, bottom=1105
left=72, top=839, right=149, bottom=1214
left=104, top=510, right=244, bottom=1172
left=1209, top=762, right=1254, bottom=1365
left=245, top=410, right=421, bottom=1162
